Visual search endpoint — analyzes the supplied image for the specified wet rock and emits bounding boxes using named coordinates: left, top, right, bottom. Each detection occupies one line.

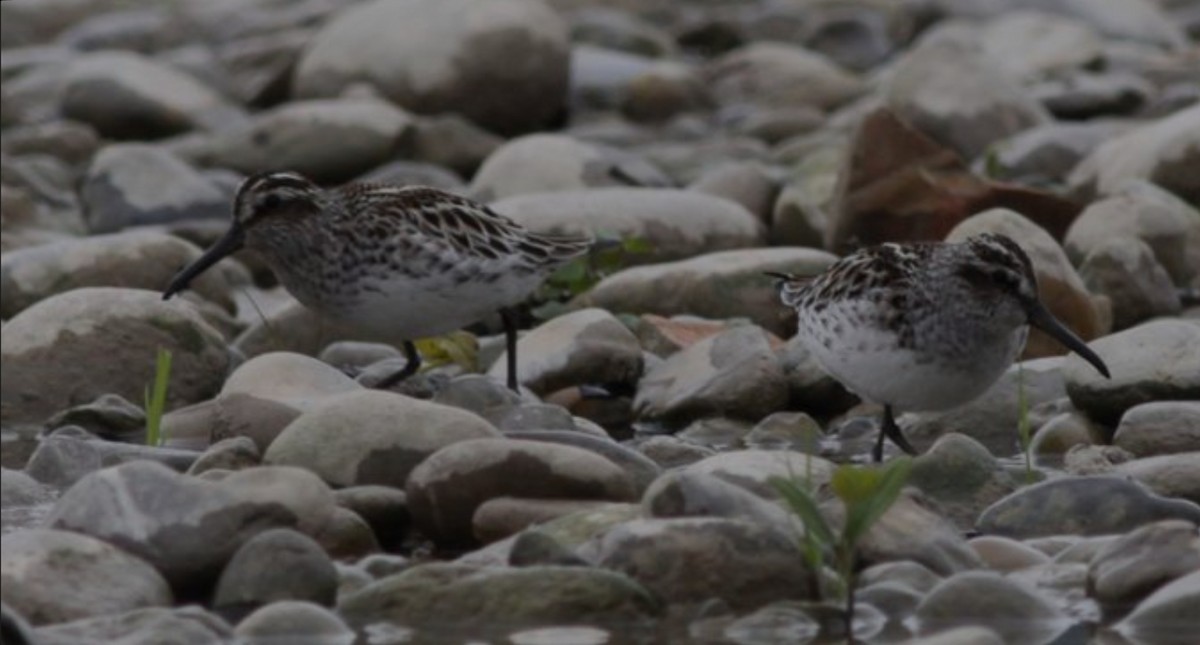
left=1063, top=319, right=1200, bottom=425
left=46, top=461, right=296, bottom=593
left=25, top=427, right=199, bottom=490
left=1088, top=520, right=1200, bottom=616
left=859, top=560, right=943, bottom=595
left=1069, top=105, right=1200, bottom=203
left=59, top=51, right=239, bottom=139
left=581, top=247, right=835, bottom=338
left=916, top=571, right=1070, bottom=644
left=492, top=188, right=765, bottom=265
left=0, top=528, right=171, bottom=626
left=848, top=491, right=983, bottom=576
left=1033, top=71, right=1153, bottom=120
left=908, top=434, right=1020, bottom=529
left=1079, top=238, right=1180, bottom=330
left=339, top=563, right=660, bottom=627
left=487, top=308, right=643, bottom=393
left=470, top=133, right=664, bottom=201
left=676, top=417, right=753, bottom=450
left=947, top=208, right=1106, bottom=359
left=0, top=287, right=230, bottom=427
left=1116, top=454, right=1200, bottom=506
left=1113, top=402, right=1200, bottom=458
left=234, top=601, right=353, bottom=641
left=641, top=470, right=793, bottom=532
left=175, top=98, right=414, bottom=184
left=293, top=0, right=568, bottom=136
left=704, top=43, right=864, bottom=112
left=583, top=517, right=813, bottom=608
left=1115, top=569, right=1200, bottom=644
left=1030, top=411, right=1102, bottom=459
left=265, top=390, right=499, bottom=489
left=407, top=438, right=636, bottom=546
left=1, top=231, right=243, bottom=320
left=213, top=528, right=337, bottom=613
left=80, top=145, right=231, bottom=233
left=29, top=606, right=232, bottom=644
left=635, top=435, right=716, bottom=470
left=634, top=326, right=788, bottom=425
left=508, top=529, right=589, bottom=567
left=977, top=475, right=1200, bottom=538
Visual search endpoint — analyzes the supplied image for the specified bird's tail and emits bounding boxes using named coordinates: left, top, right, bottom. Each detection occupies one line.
left=764, top=271, right=811, bottom=308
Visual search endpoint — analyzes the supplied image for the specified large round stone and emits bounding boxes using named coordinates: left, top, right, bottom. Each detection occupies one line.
left=406, top=438, right=637, bottom=546
left=293, top=0, right=568, bottom=135
left=213, top=528, right=337, bottom=612
left=264, top=390, right=501, bottom=488
left=916, top=571, right=1070, bottom=644
left=1, top=528, right=171, bottom=626
left=0, top=288, right=230, bottom=428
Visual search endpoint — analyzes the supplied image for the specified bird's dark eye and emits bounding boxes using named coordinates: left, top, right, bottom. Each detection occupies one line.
left=261, top=194, right=282, bottom=209
left=991, top=270, right=1017, bottom=287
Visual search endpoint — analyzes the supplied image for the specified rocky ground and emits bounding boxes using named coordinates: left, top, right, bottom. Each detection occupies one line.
left=2, top=0, right=1199, bottom=643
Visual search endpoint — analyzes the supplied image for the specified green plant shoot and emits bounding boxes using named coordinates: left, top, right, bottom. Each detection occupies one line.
left=144, top=348, right=172, bottom=447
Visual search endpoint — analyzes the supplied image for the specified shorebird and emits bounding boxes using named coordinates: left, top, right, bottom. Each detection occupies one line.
left=163, top=171, right=590, bottom=391
left=771, top=233, right=1110, bottom=461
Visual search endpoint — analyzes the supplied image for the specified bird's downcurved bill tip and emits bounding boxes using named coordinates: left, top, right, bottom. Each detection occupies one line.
left=1027, top=301, right=1111, bottom=378
left=162, top=226, right=244, bottom=301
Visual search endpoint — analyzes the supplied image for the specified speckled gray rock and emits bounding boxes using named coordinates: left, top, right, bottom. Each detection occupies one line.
left=1069, top=105, right=1200, bottom=203
left=1113, top=402, right=1200, bottom=458
left=886, top=39, right=1049, bottom=159
left=0, top=528, right=171, bottom=626
left=634, top=326, right=788, bottom=425
left=908, top=434, right=1019, bottom=529
left=264, top=390, right=501, bottom=489
left=46, top=461, right=296, bottom=592
left=29, top=606, right=232, bottom=645
left=916, top=571, right=1070, bottom=644
left=679, top=449, right=836, bottom=500
left=0, top=288, right=229, bottom=428
left=977, top=475, right=1200, bottom=538
left=492, top=189, right=766, bottom=266
left=1063, top=319, right=1200, bottom=425
left=293, top=0, right=568, bottom=136
left=58, top=51, right=240, bottom=139
left=174, top=98, right=414, bottom=183
left=486, top=308, right=643, bottom=393
left=407, top=438, right=637, bottom=546
left=0, top=231, right=242, bottom=319
left=1088, top=520, right=1200, bottom=616
left=339, top=563, right=660, bottom=627
left=80, top=145, right=232, bottom=233
left=579, top=247, right=835, bottom=337
left=583, top=517, right=814, bottom=608
left=213, top=528, right=337, bottom=611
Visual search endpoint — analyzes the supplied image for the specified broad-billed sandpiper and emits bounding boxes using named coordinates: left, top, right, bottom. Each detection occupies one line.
left=164, top=171, right=591, bottom=391
left=771, top=233, right=1111, bottom=461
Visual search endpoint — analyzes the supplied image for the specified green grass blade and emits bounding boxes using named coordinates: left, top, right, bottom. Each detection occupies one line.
left=144, top=348, right=172, bottom=447
left=770, top=475, right=836, bottom=546
left=841, top=458, right=912, bottom=547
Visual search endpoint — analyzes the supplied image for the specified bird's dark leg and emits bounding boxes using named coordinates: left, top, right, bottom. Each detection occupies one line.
left=376, top=340, right=421, bottom=389
left=876, top=404, right=917, bottom=461
left=499, top=307, right=520, bottom=392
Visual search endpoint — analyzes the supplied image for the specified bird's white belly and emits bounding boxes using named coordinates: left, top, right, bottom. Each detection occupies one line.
left=796, top=312, right=1027, bottom=411
left=303, top=271, right=544, bottom=340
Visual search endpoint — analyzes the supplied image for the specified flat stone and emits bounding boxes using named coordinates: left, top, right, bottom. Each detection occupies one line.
left=1113, top=401, right=1200, bottom=458
left=1115, top=569, right=1200, bottom=644
left=1088, top=520, right=1200, bottom=616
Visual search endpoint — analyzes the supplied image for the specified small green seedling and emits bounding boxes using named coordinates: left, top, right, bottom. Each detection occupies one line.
left=144, top=348, right=173, bottom=447
left=531, top=233, right=651, bottom=319
left=771, top=457, right=913, bottom=639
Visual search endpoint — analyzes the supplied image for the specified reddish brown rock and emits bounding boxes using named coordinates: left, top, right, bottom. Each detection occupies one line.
left=827, top=108, right=1083, bottom=254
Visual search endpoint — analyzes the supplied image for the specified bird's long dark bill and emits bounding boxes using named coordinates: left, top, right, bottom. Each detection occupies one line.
left=1027, top=301, right=1110, bottom=378
left=162, top=224, right=244, bottom=300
